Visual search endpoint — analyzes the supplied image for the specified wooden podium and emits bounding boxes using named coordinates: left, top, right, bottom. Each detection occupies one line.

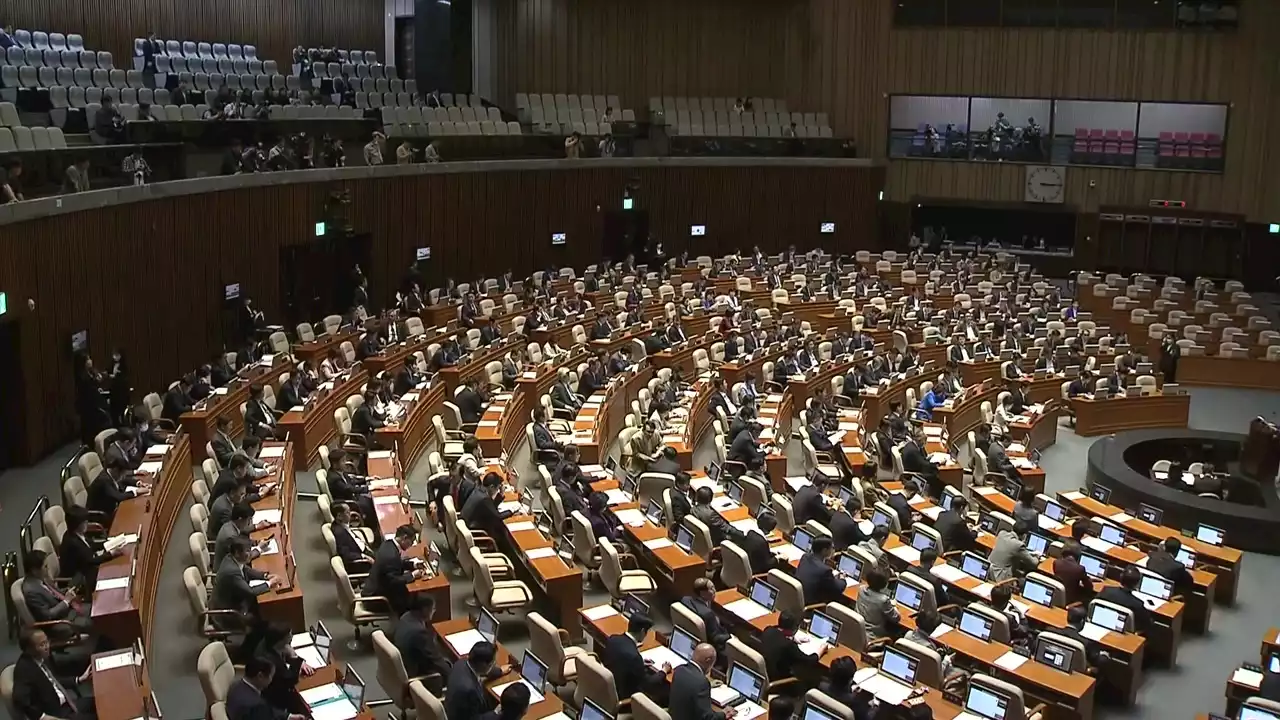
left=1240, top=417, right=1280, bottom=483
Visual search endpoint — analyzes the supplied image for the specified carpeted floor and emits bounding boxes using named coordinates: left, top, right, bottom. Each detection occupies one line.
left=0, top=382, right=1276, bottom=720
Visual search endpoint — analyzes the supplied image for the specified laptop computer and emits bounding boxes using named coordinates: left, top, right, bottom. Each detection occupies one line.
left=860, top=647, right=919, bottom=700
left=1079, top=552, right=1108, bottom=580
left=621, top=593, right=651, bottom=619
left=836, top=553, right=864, bottom=582
left=644, top=499, right=664, bottom=525
left=727, top=482, right=745, bottom=504
left=748, top=578, right=780, bottom=611
left=1025, top=532, right=1051, bottom=558
left=579, top=698, right=615, bottom=720
left=961, top=552, right=990, bottom=581
left=477, top=607, right=500, bottom=644
left=978, top=512, right=1000, bottom=534
left=1136, top=572, right=1173, bottom=610
left=910, top=530, right=936, bottom=553
left=958, top=609, right=994, bottom=641
left=670, top=626, right=698, bottom=662
left=893, top=582, right=923, bottom=611
left=707, top=462, right=723, bottom=484
left=800, top=702, right=843, bottom=720
left=1098, top=523, right=1126, bottom=546
left=1043, top=500, right=1067, bottom=522
left=1021, top=576, right=1055, bottom=607
left=869, top=508, right=893, bottom=530
left=674, top=525, right=695, bottom=554
left=836, top=485, right=858, bottom=507
left=1035, top=638, right=1075, bottom=673
left=940, top=492, right=956, bottom=511
left=792, top=526, right=816, bottom=553
left=1089, top=603, right=1127, bottom=632
left=1090, top=485, right=1112, bottom=503
left=1000, top=479, right=1022, bottom=500
left=720, top=663, right=768, bottom=720
left=807, top=610, right=842, bottom=643
left=1240, top=707, right=1280, bottom=720
left=621, top=474, right=639, bottom=498
left=1196, top=524, right=1225, bottom=546
left=1175, top=547, right=1196, bottom=568
left=964, top=682, right=1012, bottom=719
left=1136, top=504, right=1163, bottom=525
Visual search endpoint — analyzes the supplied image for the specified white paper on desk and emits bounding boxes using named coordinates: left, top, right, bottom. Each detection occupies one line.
left=213, top=386, right=230, bottom=395
left=710, top=684, right=741, bottom=705
left=1062, top=490, right=1085, bottom=501
left=797, top=637, right=826, bottom=657
left=1234, top=668, right=1265, bottom=688
left=1006, top=443, right=1026, bottom=454
left=366, top=478, right=399, bottom=491
left=145, top=444, right=171, bottom=457
left=125, top=485, right=144, bottom=496
left=711, top=496, right=739, bottom=512
left=260, top=445, right=287, bottom=459
left=94, top=651, right=135, bottom=672
left=994, top=651, right=1028, bottom=671
left=260, top=537, right=280, bottom=556
left=309, top=697, right=357, bottom=720
left=643, top=538, right=674, bottom=551
left=773, top=543, right=804, bottom=564
left=253, top=508, right=282, bottom=525
left=859, top=674, right=913, bottom=706
left=690, top=477, right=719, bottom=492
left=1080, top=536, right=1115, bottom=554
left=94, top=576, right=131, bottom=592
left=839, top=421, right=860, bottom=431
left=506, top=521, right=537, bottom=532
left=373, top=495, right=402, bottom=507
left=757, top=416, right=775, bottom=427
left=444, top=629, right=488, bottom=656
left=291, top=632, right=314, bottom=649
left=580, top=464, right=606, bottom=475
left=972, top=582, right=994, bottom=599
left=785, top=476, right=812, bottom=493
left=725, top=598, right=771, bottom=622
left=828, top=430, right=847, bottom=445
left=402, top=392, right=419, bottom=403
left=929, top=452, right=952, bottom=465
left=923, top=425, right=944, bottom=437
left=731, top=518, right=761, bottom=535
left=103, top=533, right=139, bottom=553
left=538, top=714, right=572, bottom=720
left=641, top=646, right=687, bottom=669
left=137, top=461, right=164, bottom=475
left=605, top=489, right=631, bottom=506
left=582, top=604, right=619, bottom=621
left=249, top=579, right=269, bottom=590
left=930, top=563, right=967, bottom=583
left=930, top=623, right=952, bottom=639
left=478, top=420, right=500, bottom=428
left=525, top=547, right=557, bottom=560
left=367, top=449, right=393, bottom=459
left=1110, top=512, right=1134, bottom=523
left=1080, top=623, right=1110, bottom=641
left=1037, top=515, right=1063, bottom=532
left=858, top=520, right=875, bottom=536
left=614, top=509, right=646, bottom=526
left=974, top=486, right=997, bottom=496
left=1011, top=456, right=1035, bottom=469
left=766, top=393, right=784, bottom=402
left=498, top=501, right=525, bottom=514
left=1010, top=599, right=1031, bottom=615
left=921, top=506, right=944, bottom=521
left=296, top=645, right=328, bottom=668
left=888, top=545, right=921, bottom=564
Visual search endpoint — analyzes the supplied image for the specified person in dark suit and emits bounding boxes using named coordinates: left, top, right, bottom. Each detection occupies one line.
left=707, top=378, right=737, bottom=421
left=356, top=327, right=384, bottom=361
left=900, top=433, right=943, bottom=499
left=1098, top=568, right=1151, bottom=634
left=1057, top=606, right=1107, bottom=668
left=478, top=315, right=503, bottom=346
left=829, top=500, right=867, bottom=551
left=603, top=613, right=672, bottom=705
left=667, top=472, right=693, bottom=530
left=101, top=428, right=140, bottom=471
left=931, top=497, right=977, bottom=550
left=903, top=547, right=950, bottom=607
left=58, top=505, right=122, bottom=591
left=215, top=503, right=269, bottom=570
left=188, top=365, right=213, bottom=402
left=394, top=359, right=422, bottom=399
left=1145, top=537, right=1194, bottom=595
left=254, top=622, right=315, bottom=714
left=648, top=446, right=683, bottom=477
left=1051, top=546, right=1096, bottom=606
left=797, top=536, right=848, bottom=605
left=454, top=378, right=486, bottom=425
left=393, top=594, right=452, bottom=683
left=728, top=425, right=765, bottom=467
left=444, top=642, right=509, bottom=720
left=740, top=513, right=780, bottom=573
left=762, top=611, right=824, bottom=681
left=162, top=375, right=194, bottom=422
left=212, top=537, right=278, bottom=640
left=225, top=655, right=307, bottom=720
left=211, top=455, right=265, bottom=505
left=211, top=416, right=239, bottom=469
left=669, top=643, right=724, bottom=720
left=330, top=502, right=375, bottom=572
left=462, top=473, right=515, bottom=539
left=22, top=552, right=90, bottom=643
left=793, top=475, right=833, bottom=526
left=590, top=314, right=615, bottom=340
left=479, top=683, right=531, bottom=720
left=208, top=479, right=249, bottom=540
left=578, top=358, right=608, bottom=396
left=364, top=524, right=424, bottom=615
left=819, top=655, right=874, bottom=720
left=274, top=373, right=304, bottom=412
left=244, top=384, right=282, bottom=440
left=87, top=456, right=139, bottom=524
left=12, top=628, right=95, bottom=720
left=681, top=579, right=731, bottom=653
left=351, top=389, right=387, bottom=439
left=690, top=487, right=745, bottom=546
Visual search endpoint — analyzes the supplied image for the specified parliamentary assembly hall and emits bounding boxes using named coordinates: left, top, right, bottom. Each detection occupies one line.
left=1, top=1, right=1279, bottom=720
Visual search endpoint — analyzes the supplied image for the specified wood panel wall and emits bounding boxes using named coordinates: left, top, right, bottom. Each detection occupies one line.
left=781, top=0, right=1280, bottom=220
left=6, top=0, right=384, bottom=71
left=0, top=164, right=882, bottom=462
left=487, top=0, right=803, bottom=112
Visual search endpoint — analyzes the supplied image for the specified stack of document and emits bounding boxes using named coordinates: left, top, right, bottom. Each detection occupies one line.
left=444, top=628, right=488, bottom=655
left=103, top=533, right=139, bottom=553
left=724, top=598, right=771, bottom=621
left=855, top=673, right=915, bottom=706
left=613, top=508, right=647, bottom=526
left=773, top=544, right=804, bottom=564
left=300, top=684, right=357, bottom=720
left=640, top=645, right=687, bottom=669
left=253, top=508, right=283, bottom=524
left=582, top=604, right=619, bottom=621
left=260, top=445, right=287, bottom=459
left=137, top=461, right=164, bottom=475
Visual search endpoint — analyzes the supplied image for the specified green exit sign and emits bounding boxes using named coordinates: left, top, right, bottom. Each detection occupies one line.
left=0, top=292, right=7, bottom=316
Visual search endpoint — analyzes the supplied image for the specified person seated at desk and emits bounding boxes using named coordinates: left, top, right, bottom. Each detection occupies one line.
left=22, top=551, right=91, bottom=644
left=160, top=375, right=195, bottom=423
left=478, top=315, right=503, bottom=347
left=393, top=357, right=422, bottom=398
left=606, top=346, right=631, bottom=376
left=666, top=320, right=688, bottom=345
left=1034, top=349, right=1059, bottom=374
left=1146, top=537, right=1195, bottom=594
left=578, top=357, right=608, bottom=397
left=1058, top=605, right=1108, bottom=668
left=430, top=337, right=463, bottom=372
left=244, top=384, right=284, bottom=440
left=1012, top=487, right=1039, bottom=527
left=906, top=611, right=968, bottom=691
left=627, top=421, right=662, bottom=474
left=798, top=536, right=848, bottom=605
left=330, top=501, right=375, bottom=572
left=762, top=610, right=827, bottom=683
left=972, top=336, right=996, bottom=358
left=210, top=415, right=244, bottom=469
left=1067, top=369, right=1092, bottom=399
left=664, top=472, right=694, bottom=531
left=772, top=350, right=798, bottom=387
left=983, top=436, right=1021, bottom=484
left=58, top=506, right=122, bottom=592
left=648, top=445, right=683, bottom=477
left=356, top=325, right=386, bottom=361
left=101, top=427, right=141, bottom=471
left=691, top=486, right=745, bottom=546
left=737, top=511, right=779, bottom=572
left=527, top=299, right=552, bottom=330
left=463, top=473, right=515, bottom=538
left=989, top=519, right=1037, bottom=582
left=820, top=656, right=874, bottom=720
left=253, top=622, right=316, bottom=715
left=455, top=377, right=487, bottom=426
left=327, top=448, right=379, bottom=528
left=319, top=348, right=345, bottom=381
left=590, top=313, right=616, bottom=341
left=552, top=462, right=589, bottom=515
left=87, top=456, right=144, bottom=525
left=550, top=371, right=583, bottom=416
left=12, top=628, right=95, bottom=720
left=276, top=372, right=307, bottom=411
left=947, top=342, right=972, bottom=365
left=1097, top=568, right=1153, bottom=635
left=603, top=612, right=672, bottom=706
left=828, top=494, right=866, bottom=550
left=903, top=547, right=951, bottom=607
left=670, top=643, right=726, bottom=720
left=212, top=453, right=270, bottom=505
left=708, top=377, right=738, bottom=421
left=480, top=683, right=531, bottom=720
left=227, top=654, right=308, bottom=720
left=365, top=524, right=427, bottom=616
left=352, top=388, right=387, bottom=438
left=213, top=537, right=280, bottom=649
left=1006, top=380, right=1029, bottom=414
left=793, top=474, right=834, bottom=526
left=445, top=641, right=513, bottom=719
left=529, top=408, right=564, bottom=466
left=987, top=583, right=1031, bottom=646
left=394, top=594, right=453, bottom=682
left=1052, top=546, right=1096, bottom=606
left=682, top=578, right=732, bottom=656
left=215, top=502, right=272, bottom=569
left=854, top=567, right=899, bottom=640
left=728, top=423, right=767, bottom=471
left=992, top=393, right=1017, bottom=439
left=914, top=383, right=947, bottom=421
left=459, top=290, right=484, bottom=328
left=901, top=430, right=943, bottom=499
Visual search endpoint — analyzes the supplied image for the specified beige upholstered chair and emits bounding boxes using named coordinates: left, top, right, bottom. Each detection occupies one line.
left=331, top=556, right=392, bottom=644
left=196, top=641, right=236, bottom=705
left=528, top=611, right=590, bottom=688
left=184, top=566, right=236, bottom=640
left=470, top=547, right=533, bottom=616
left=373, top=628, right=442, bottom=711
left=408, top=679, right=448, bottom=720
left=572, top=653, right=624, bottom=715
left=632, top=691, right=672, bottom=720
left=599, top=538, right=658, bottom=599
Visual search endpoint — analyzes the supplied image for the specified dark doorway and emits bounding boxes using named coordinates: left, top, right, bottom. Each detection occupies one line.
left=0, top=319, right=27, bottom=469
left=279, top=232, right=373, bottom=326
left=602, top=210, right=650, bottom=264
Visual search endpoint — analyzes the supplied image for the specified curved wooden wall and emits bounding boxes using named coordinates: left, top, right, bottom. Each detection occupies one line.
left=0, top=161, right=883, bottom=462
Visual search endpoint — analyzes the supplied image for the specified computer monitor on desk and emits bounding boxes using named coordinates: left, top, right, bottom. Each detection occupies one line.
left=1035, top=637, right=1075, bottom=673
left=964, top=682, right=1012, bottom=720
left=958, top=609, right=993, bottom=642
left=749, top=579, right=779, bottom=611
left=1239, top=706, right=1280, bottom=720
left=836, top=553, right=864, bottom=582
left=674, top=525, right=695, bottom=554
left=880, top=647, right=920, bottom=686
left=1197, top=523, right=1225, bottom=546
left=792, top=526, right=816, bottom=553
left=477, top=607, right=500, bottom=644
left=669, top=626, right=698, bottom=662
left=579, top=698, right=615, bottom=720
left=1079, top=552, right=1108, bottom=580
left=893, top=582, right=923, bottom=612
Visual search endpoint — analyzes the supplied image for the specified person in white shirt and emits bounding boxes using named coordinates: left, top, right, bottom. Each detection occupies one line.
left=993, top=393, right=1016, bottom=438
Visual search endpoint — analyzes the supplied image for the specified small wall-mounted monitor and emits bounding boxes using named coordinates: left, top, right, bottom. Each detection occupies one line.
left=224, top=283, right=241, bottom=301
left=71, top=329, right=88, bottom=353
left=551, top=232, right=567, bottom=246
left=820, top=222, right=836, bottom=234
left=415, top=247, right=431, bottom=261
left=0, top=291, right=7, bottom=316
left=690, top=225, right=706, bottom=236
left=315, top=221, right=326, bottom=236
left=1270, top=223, right=1279, bottom=234
left=623, top=197, right=635, bottom=210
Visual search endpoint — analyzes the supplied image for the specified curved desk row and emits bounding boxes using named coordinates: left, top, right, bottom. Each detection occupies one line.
left=1070, top=393, right=1191, bottom=437
left=180, top=359, right=293, bottom=461
left=1175, top=355, right=1280, bottom=392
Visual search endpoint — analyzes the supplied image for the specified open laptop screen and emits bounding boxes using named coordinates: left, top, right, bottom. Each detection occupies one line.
left=727, top=663, right=766, bottom=704
left=965, top=684, right=1010, bottom=719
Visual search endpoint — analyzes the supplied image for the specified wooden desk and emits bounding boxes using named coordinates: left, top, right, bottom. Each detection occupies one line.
left=1056, top=490, right=1243, bottom=606
left=180, top=358, right=292, bottom=461
left=1012, top=406, right=1061, bottom=453
left=571, top=366, right=652, bottom=466
left=432, top=617, right=566, bottom=720
left=366, top=448, right=453, bottom=616
left=91, top=643, right=151, bottom=720
left=1070, top=394, right=1191, bottom=437
left=719, top=347, right=786, bottom=389
left=374, top=382, right=444, bottom=471
left=623, top=511, right=708, bottom=601
left=248, top=441, right=305, bottom=630
left=756, top=392, right=793, bottom=485
left=497, top=489, right=585, bottom=642
left=91, top=433, right=192, bottom=650
left=293, top=328, right=360, bottom=363
left=1177, top=355, right=1280, bottom=391
left=279, top=369, right=369, bottom=468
